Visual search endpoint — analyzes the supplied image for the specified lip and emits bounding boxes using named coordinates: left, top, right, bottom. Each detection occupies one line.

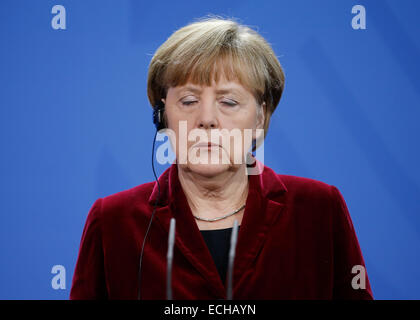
left=193, top=142, right=220, bottom=149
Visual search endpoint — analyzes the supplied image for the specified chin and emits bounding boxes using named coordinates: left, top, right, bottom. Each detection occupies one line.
left=186, top=162, right=231, bottom=178
left=179, top=147, right=243, bottom=177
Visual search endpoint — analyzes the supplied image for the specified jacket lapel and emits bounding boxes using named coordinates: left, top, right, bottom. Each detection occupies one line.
left=147, top=160, right=288, bottom=299
left=233, top=163, right=287, bottom=291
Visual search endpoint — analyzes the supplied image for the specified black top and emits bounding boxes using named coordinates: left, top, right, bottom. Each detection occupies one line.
left=200, top=226, right=240, bottom=285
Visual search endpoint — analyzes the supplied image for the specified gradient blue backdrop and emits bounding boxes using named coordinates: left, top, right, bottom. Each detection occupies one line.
left=1, top=0, right=419, bottom=299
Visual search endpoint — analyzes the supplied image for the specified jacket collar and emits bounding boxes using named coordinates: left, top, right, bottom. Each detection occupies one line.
left=146, top=159, right=287, bottom=298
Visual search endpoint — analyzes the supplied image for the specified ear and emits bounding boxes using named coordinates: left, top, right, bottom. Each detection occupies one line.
left=161, top=98, right=166, bottom=105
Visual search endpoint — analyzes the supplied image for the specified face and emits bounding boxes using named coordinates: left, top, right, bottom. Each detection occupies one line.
left=162, top=76, right=265, bottom=177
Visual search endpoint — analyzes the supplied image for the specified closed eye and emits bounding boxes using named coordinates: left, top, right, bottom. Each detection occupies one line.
left=221, top=100, right=237, bottom=107
left=181, top=100, right=197, bottom=106
left=181, top=100, right=238, bottom=106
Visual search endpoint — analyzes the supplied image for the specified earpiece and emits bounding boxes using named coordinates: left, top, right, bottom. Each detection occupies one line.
left=153, top=100, right=166, bottom=131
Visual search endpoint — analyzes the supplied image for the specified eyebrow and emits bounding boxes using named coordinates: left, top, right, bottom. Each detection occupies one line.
left=178, top=85, right=244, bottom=96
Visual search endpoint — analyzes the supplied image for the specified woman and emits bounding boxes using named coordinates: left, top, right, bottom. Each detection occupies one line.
left=70, top=17, right=373, bottom=300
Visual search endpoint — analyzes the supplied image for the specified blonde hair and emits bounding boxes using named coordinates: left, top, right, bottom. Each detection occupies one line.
left=147, top=16, right=285, bottom=140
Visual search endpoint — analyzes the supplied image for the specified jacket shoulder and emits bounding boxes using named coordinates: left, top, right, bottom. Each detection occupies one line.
left=274, top=170, right=336, bottom=206
left=98, top=181, right=156, bottom=219
left=279, top=173, right=333, bottom=193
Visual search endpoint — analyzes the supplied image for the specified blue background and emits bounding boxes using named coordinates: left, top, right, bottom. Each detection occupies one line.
left=0, top=0, right=419, bottom=299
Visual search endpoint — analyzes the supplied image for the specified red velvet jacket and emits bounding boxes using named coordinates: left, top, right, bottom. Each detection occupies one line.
left=70, top=161, right=373, bottom=299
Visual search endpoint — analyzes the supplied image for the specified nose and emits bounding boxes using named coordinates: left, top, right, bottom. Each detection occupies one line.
left=197, top=98, right=219, bottom=129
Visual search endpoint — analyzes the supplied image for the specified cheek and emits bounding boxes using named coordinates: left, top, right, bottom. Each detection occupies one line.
left=227, top=107, right=258, bottom=129
left=165, top=109, right=178, bottom=129
left=165, top=121, right=195, bottom=157
left=225, top=116, right=257, bottom=132
left=166, top=108, right=196, bottom=130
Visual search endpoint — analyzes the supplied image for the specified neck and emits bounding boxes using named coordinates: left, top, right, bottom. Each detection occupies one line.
left=177, top=164, right=249, bottom=221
